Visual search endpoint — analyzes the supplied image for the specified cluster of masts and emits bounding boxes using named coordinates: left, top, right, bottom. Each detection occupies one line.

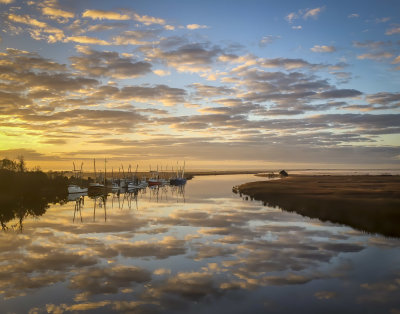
left=68, top=158, right=187, bottom=194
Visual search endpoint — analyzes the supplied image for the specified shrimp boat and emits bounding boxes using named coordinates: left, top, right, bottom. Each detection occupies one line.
left=68, top=162, right=88, bottom=194
left=170, top=161, right=187, bottom=186
left=88, top=158, right=105, bottom=194
left=147, top=166, right=168, bottom=186
left=68, top=185, right=88, bottom=194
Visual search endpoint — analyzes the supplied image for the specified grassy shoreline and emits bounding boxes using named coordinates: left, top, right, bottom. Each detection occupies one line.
left=238, top=175, right=400, bottom=237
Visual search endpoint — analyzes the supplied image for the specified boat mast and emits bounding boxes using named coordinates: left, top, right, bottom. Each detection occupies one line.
left=80, top=162, right=83, bottom=186
left=94, top=158, right=97, bottom=183
left=104, top=158, right=107, bottom=186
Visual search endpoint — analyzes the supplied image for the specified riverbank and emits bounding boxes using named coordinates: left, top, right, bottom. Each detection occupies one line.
left=238, top=175, right=400, bottom=237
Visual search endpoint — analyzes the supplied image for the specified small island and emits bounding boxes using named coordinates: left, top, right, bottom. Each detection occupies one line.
left=238, top=174, right=400, bottom=237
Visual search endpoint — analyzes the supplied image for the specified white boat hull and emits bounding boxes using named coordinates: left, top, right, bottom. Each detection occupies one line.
left=68, top=185, right=88, bottom=194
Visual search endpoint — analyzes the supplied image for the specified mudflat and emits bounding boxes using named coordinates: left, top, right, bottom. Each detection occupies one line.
left=238, top=175, right=400, bottom=237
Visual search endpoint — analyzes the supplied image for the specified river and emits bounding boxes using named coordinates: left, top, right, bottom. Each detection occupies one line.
left=1, top=174, right=399, bottom=313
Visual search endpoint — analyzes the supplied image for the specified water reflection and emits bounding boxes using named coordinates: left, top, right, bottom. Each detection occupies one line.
left=0, top=189, right=67, bottom=232
left=72, top=195, right=84, bottom=223
left=278, top=196, right=400, bottom=237
left=0, top=175, right=399, bottom=314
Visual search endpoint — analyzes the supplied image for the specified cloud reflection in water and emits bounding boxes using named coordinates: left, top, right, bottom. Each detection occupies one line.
left=0, top=174, right=399, bottom=313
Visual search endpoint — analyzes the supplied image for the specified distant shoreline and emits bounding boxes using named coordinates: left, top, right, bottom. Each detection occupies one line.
left=54, top=169, right=400, bottom=179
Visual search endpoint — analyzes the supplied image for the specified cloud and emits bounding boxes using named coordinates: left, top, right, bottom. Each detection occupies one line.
left=292, top=25, right=302, bottom=30
left=303, top=7, right=325, bottom=19
left=113, top=29, right=161, bottom=45
left=392, top=56, right=400, bottom=64
left=353, top=40, right=391, bottom=49
left=42, top=7, right=74, bottom=19
left=82, top=9, right=130, bottom=20
left=70, top=46, right=152, bottom=78
left=315, top=89, right=362, bottom=99
left=190, top=83, right=234, bottom=98
left=311, top=45, right=336, bottom=53
left=0, top=148, right=61, bottom=161
left=258, top=57, right=322, bottom=70
left=286, top=7, right=324, bottom=23
left=259, top=35, right=280, bottom=47
left=87, top=22, right=127, bottom=32
left=116, top=84, right=186, bottom=106
left=133, top=13, right=165, bottom=25
left=7, top=13, right=64, bottom=42
left=285, top=12, right=297, bottom=23
left=64, top=36, right=111, bottom=45
left=348, top=13, right=359, bottom=18
left=186, top=24, right=208, bottom=30
left=365, top=92, right=400, bottom=110
left=0, top=0, right=14, bottom=4
left=144, top=43, right=222, bottom=73
left=375, top=17, right=390, bottom=23
left=385, top=26, right=400, bottom=35
left=357, top=51, right=394, bottom=60
left=164, top=25, right=175, bottom=30
left=153, top=69, right=171, bottom=76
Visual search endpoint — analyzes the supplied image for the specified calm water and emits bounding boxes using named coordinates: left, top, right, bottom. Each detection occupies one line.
left=1, top=174, right=399, bottom=314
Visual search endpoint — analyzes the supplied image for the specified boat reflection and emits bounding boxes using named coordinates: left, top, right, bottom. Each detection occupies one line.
left=73, top=195, right=84, bottom=223
left=69, top=184, right=187, bottom=222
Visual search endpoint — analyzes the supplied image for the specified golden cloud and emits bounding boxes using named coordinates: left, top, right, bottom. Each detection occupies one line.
left=65, top=36, right=110, bottom=45
left=82, top=9, right=130, bottom=20
left=42, top=7, right=74, bottom=19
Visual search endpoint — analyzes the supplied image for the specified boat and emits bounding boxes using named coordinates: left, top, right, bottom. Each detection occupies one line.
left=88, top=158, right=105, bottom=193
left=127, top=179, right=148, bottom=190
left=170, top=177, right=187, bottom=185
left=170, top=161, right=187, bottom=186
left=147, top=168, right=165, bottom=186
left=147, top=179, right=162, bottom=186
left=68, top=162, right=88, bottom=194
left=68, top=184, right=88, bottom=194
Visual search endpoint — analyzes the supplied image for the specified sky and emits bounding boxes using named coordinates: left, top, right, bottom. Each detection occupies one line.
left=0, top=0, right=399, bottom=171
